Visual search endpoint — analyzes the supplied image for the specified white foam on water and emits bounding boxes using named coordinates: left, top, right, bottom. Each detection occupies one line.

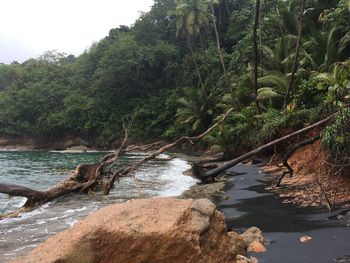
left=50, top=150, right=107, bottom=153
left=157, top=158, right=198, bottom=197
left=0, top=203, right=50, bottom=225
left=0, top=151, right=199, bottom=262
left=0, top=196, right=27, bottom=213
left=64, top=206, right=88, bottom=214
left=4, top=244, right=37, bottom=256
left=65, top=218, right=79, bottom=227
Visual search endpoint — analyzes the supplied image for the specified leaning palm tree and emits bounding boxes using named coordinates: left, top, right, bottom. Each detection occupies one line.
left=284, top=0, right=306, bottom=108
left=168, top=0, right=211, bottom=92
left=207, top=0, right=232, bottom=95
left=253, top=0, right=262, bottom=113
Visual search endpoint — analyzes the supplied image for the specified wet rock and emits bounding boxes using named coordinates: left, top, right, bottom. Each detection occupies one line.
left=247, top=241, right=266, bottom=253
left=15, top=198, right=235, bottom=263
left=228, top=231, right=247, bottom=256
left=335, top=255, right=350, bottom=262
left=223, top=195, right=230, bottom=200
left=241, top=227, right=265, bottom=246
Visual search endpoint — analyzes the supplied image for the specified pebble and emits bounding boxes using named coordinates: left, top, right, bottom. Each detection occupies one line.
left=299, top=236, right=312, bottom=243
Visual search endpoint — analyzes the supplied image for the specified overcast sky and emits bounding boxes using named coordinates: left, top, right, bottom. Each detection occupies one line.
left=0, top=0, right=154, bottom=64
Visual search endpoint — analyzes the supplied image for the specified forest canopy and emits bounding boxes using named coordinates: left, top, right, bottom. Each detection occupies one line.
left=0, top=0, right=349, bottom=155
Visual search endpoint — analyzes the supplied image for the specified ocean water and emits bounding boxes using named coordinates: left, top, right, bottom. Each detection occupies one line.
left=0, top=150, right=198, bottom=262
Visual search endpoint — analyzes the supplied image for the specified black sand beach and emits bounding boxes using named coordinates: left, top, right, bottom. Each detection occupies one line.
left=216, top=164, right=350, bottom=263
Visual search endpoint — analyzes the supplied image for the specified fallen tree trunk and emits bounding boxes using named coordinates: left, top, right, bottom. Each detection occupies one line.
left=0, top=163, right=103, bottom=211
left=0, top=108, right=234, bottom=219
left=200, top=113, right=336, bottom=181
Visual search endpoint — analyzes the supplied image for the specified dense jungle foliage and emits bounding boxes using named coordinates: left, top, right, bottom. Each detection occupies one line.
left=0, top=0, right=349, bottom=159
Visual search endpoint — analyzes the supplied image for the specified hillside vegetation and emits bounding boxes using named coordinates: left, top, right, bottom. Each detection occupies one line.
left=0, top=0, right=349, bottom=162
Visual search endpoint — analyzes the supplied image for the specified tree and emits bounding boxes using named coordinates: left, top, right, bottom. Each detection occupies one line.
left=253, top=0, right=261, bottom=113
left=168, top=0, right=211, bottom=91
left=208, top=0, right=232, bottom=94
left=304, top=28, right=350, bottom=72
left=0, top=108, right=234, bottom=219
left=176, top=87, right=216, bottom=132
left=283, top=0, right=306, bottom=108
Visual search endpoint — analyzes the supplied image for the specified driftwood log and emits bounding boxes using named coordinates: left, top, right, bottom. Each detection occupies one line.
left=196, top=112, right=337, bottom=181
left=0, top=108, right=234, bottom=219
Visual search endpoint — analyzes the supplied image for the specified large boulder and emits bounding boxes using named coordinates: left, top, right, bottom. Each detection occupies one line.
left=15, top=198, right=236, bottom=263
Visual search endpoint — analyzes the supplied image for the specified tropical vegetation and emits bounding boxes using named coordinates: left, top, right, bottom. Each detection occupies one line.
left=0, top=0, right=349, bottom=161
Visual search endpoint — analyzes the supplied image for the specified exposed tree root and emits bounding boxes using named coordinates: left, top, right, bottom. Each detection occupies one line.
left=276, top=135, right=320, bottom=187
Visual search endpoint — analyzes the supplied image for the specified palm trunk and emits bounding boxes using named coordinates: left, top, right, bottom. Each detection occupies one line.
left=264, top=0, right=269, bottom=16
left=199, top=32, right=213, bottom=96
left=259, top=6, right=264, bottom=77
left=283, top=0, right=306, bottom=108
left=224, top=0, right=231, bottom=18
left=253, top=0, right=261, bottom=114
left=210, top=3, right=232, bottom=95
left=187, top=38, right=205, bottom=90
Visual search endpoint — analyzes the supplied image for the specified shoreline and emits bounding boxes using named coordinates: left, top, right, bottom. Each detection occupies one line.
left=1, top=141, right=349, bottom=210
left=2, top=149, right=349, bottom=262
left=3, top=142, right=348, bottom=210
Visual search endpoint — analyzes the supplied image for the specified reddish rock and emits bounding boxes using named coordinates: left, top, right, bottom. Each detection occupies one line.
left=247, top=241, right=266, bottom=253
left=14, top=198, right=235, bottom=263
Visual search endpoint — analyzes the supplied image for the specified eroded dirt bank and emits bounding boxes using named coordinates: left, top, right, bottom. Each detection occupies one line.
left=261, top=141, right=350, bottom=209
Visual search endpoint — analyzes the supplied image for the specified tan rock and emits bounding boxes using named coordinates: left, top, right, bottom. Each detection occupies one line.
left=14, top=198, right=234, bottom=263
left=236, top=255, right=258, bottom=263
left=247, top=241, right=266, bottom=253
left=228, top=231, right=247, bottom=256
left=241, top=226, right=264, bottom=246
left=236, top=255, right=251, bottom=263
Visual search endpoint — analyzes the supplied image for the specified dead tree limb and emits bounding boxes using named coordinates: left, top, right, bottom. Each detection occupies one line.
left=0, top=184, right=42, bottom=199
left=0, top=108, right=234, bottom=218
left=314, top=171, right=332, bottom=211
left=200, top=113, right=337, bottom=181
left=102, top=108, right=235, bottom=194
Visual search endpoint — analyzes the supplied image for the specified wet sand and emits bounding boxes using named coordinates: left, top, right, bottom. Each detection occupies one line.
left=215, top=164, right=350, bottom=263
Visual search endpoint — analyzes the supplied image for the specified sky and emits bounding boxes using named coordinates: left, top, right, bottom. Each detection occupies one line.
left=0, top=0, right=154, bottom=64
